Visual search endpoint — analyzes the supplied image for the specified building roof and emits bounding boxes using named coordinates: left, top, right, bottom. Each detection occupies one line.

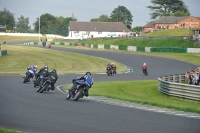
left=155, top=16, right=189, bottom=24
left=143, top=20, right=156, bottom=28
left=69, top=21, right=131, bottom=32
left=197, top=17, right=200, bottom=20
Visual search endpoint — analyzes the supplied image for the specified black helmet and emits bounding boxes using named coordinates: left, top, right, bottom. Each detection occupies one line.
left=44, top=65, right=48, bottom=69
left=85, top=72, right=91, bottom=76
left=52, top=69, right=56, bottom=73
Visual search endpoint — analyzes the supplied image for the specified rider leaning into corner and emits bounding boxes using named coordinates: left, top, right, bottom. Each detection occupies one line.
left=68, top=72, right=94, bottom=97
left=34, top=65, right=49, bottom=81
left=23, top=64, right=37, bottom=81
left=46, top=69, right=58, bottom=91
left=142, top=63, right=148, bottom=74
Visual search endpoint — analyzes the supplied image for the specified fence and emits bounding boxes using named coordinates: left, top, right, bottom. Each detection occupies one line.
left=158, top=74, right=200, bottom=101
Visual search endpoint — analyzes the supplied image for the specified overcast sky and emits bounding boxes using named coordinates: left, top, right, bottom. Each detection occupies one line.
left=0, top=0, right=199, bottom=29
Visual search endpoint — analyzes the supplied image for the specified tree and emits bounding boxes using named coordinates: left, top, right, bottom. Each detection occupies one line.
left=91, top=14, right=111, bottom=22
left=110, top=6, right=133, bottom=30
left=0, top=8, right=15, bottom=32
left=33, top=13, right=77, bottom=35
left=15, top=15, right=31, bottom=33
left=34, top=13, right=57, bottom=34
left=132, top=26, right=142, bottom=32
left=147, top=0, right=190, bottom=19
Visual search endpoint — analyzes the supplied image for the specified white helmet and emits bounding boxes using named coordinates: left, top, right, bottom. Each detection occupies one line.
left=143, top=63, right=146, bottom=65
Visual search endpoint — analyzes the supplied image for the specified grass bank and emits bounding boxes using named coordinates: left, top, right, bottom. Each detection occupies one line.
left=140, top=28, right=190, bottom=36
left=64, top=80, right=200, bottom=113
left=80, top=38, right=198, bottom=48
left=0, top=45, right=126, bottom=75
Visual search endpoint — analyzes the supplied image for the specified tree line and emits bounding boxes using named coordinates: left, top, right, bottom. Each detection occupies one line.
left=0, top=0, right=190, bottom=35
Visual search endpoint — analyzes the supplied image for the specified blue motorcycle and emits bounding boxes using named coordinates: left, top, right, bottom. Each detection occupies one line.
left=66, top=77, right=93, bottom=101
left=23, top=68, right=35, bottom=83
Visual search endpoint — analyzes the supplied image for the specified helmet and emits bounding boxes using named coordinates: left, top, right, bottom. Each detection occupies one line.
left=85, top=72, right=91, bottom=76
left=34, top=65, right=37, bottom=69
left=44, top=65, right=48, bottom=69
left=143, top=63, right=146, bottom=65
left=52, top=69, right=56, bottom=73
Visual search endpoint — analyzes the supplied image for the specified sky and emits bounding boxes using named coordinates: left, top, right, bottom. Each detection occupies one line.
left=0, top=0, right=200, bottom=29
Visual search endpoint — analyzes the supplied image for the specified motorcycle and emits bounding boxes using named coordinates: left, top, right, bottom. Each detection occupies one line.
left=66, top=78, right=93, bottom=101
left=42, top=41, right=46, bottom=47
left=106, top=67, right=113, bottom=76
left=143, top=68, right=148, bottom=76
left=112, top=66, right=117, bottom=74
left=48, top=43, right=51, bottom=48
left=37, top=78, right=52, bottom=93
left=23, top=69, right=34, bottom=83
left=34, top=74, right=44, bottom=88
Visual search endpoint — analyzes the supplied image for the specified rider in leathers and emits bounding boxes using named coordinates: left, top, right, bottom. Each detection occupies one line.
left=69, top=72, right=93, bottom=97
left=46, top=69, right=58, bottom=91
left=35, top=65, right=49, bottom=81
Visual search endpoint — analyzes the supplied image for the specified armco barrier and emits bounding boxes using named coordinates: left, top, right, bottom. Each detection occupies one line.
left=158, top=74, right=200, bottom=101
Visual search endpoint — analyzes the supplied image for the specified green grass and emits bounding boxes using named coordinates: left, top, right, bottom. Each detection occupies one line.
left=0, top=36, right=38, bottom=42
left=0, top=127, right=26, bottom=133
left=0, top=45, right=126, bottom=75
left=64, top=80, right=200, bottom=113
left=79, top=38, right=198, bottom=48
left=140, top=28, right=190, bottom=36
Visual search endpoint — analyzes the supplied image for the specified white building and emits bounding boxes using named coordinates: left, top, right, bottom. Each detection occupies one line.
left=68, top=21, right=131, bottom=39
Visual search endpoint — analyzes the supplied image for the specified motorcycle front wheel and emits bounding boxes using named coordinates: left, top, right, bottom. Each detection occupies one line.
left=39, top=83, right=49, bottom=93
left=74, top=88, right=84, bottom=101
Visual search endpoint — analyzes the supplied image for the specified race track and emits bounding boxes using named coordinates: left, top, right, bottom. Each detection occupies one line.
left=0, top=42, right=199, bottom=133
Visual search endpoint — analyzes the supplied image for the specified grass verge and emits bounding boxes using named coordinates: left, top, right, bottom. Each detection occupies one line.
left=0, top=127, right=26, bottom=133
left=63, top=80, right=200, bottom=113
left=0, top=45, right=126, bottom=75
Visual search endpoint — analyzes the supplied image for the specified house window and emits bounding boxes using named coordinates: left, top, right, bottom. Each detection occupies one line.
left=98, top=32, right=102, bottom=34
left=191, top=19, right=194, bottom=22
left=74, top=31, right=79, bottom=33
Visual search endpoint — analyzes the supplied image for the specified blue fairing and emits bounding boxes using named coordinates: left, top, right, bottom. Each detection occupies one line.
left=76, top=76, right=93, bottom=90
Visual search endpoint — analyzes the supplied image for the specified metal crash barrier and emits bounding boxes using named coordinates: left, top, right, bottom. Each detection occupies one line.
left=158, top=74, right=200, bottom=101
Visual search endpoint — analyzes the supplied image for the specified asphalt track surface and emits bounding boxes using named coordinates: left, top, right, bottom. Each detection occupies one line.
left=0, top=42, right=199, bottom=133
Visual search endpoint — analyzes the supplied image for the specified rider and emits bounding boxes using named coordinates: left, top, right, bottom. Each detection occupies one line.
left=35, top=65, right=49, bottom=81
left=69, top=72, right=93, bottom=97
left=23, top=65, right=37, bottom=80
left=107, top=62, right=112, bottom=70
left=142, top=63, right=148, bottom=75
left=111, top=62, right=116, bottom=73
left=37, top=69, right=58, bottom=92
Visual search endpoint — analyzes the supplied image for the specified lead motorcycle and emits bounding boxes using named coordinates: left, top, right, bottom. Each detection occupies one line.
left=23, top=68, right=35, bottom=83
left=66, top=77, right=93, bottom=101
